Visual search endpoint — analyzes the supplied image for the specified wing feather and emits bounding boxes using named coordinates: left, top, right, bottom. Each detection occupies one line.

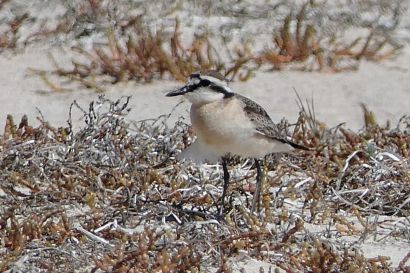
left=235, top=94, right=281, bottom=138
left=235, top=94, right=309, bottom=150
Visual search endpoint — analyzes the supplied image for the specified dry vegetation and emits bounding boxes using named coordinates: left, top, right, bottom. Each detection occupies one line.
left=0, top=97, right=409, bottom=272
left=0, top=0, right=27, bottom=51
left=0, top=0, right=398, bottom=91
left=35, top=9, right=400, bottom=91
left=256, top=3, right=400, bottom=71
left=44, top=17, right=256, bottom=87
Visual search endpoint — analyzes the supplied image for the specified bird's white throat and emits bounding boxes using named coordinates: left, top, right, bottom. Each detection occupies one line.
left=184, top=87, right=226, bottom=105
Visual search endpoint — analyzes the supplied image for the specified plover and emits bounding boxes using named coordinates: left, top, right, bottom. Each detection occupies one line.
left=166, top=71, right=308, bottom=214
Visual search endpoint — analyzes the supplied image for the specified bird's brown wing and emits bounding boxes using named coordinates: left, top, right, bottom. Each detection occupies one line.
left=236, top=94, right=309, bottom=150
left=235, top=94, right=280, bottom=137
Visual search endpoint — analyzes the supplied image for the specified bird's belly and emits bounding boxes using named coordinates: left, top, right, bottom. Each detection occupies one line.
left=195, top=125, right=273, bottom=157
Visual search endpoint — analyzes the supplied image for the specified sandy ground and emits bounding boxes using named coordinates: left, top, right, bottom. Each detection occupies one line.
left=0, top=44, right=409, bottom=133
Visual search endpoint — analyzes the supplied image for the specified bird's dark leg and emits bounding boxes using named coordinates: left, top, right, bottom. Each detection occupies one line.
left=251, top=159, right=263, bottom=213
left=219, top=156, right=230, bottom=215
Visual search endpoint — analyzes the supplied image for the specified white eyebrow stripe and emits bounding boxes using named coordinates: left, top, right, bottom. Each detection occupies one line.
left=200, top=75, right=227, bottom=87
left=222, top=86, right=233, bottom=93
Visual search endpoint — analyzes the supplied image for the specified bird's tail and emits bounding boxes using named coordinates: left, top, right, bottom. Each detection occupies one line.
left=274, top=136, right=310, bottom=151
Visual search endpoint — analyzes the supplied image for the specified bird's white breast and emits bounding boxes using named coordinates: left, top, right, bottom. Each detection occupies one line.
left=190, top=97, right=258, bottom=156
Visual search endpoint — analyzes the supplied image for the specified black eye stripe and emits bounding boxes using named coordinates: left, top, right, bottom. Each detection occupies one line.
left=184, top=77, right=234, bottom=98
left=209, top=85, right=226, bottom=93
left=199, top=79, right=211, bottom=86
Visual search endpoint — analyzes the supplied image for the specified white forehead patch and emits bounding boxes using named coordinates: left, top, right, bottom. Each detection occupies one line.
left=200, top=75, right=228, bottom=87
left=189, top=77, right=201, bottom=85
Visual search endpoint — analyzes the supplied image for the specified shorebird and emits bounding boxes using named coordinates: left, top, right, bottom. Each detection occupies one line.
left=166, top=71, right=308, bottom=214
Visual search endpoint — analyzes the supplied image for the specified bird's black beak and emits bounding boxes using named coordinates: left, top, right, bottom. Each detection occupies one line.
left=166, top=85, right=192, bottom=97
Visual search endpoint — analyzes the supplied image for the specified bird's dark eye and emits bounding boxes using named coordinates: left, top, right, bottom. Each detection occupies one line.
left=200, top=79, right=211, bottom=86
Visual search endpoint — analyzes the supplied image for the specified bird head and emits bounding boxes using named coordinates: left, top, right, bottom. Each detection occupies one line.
left=166, top=71, right=234, bottom=105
